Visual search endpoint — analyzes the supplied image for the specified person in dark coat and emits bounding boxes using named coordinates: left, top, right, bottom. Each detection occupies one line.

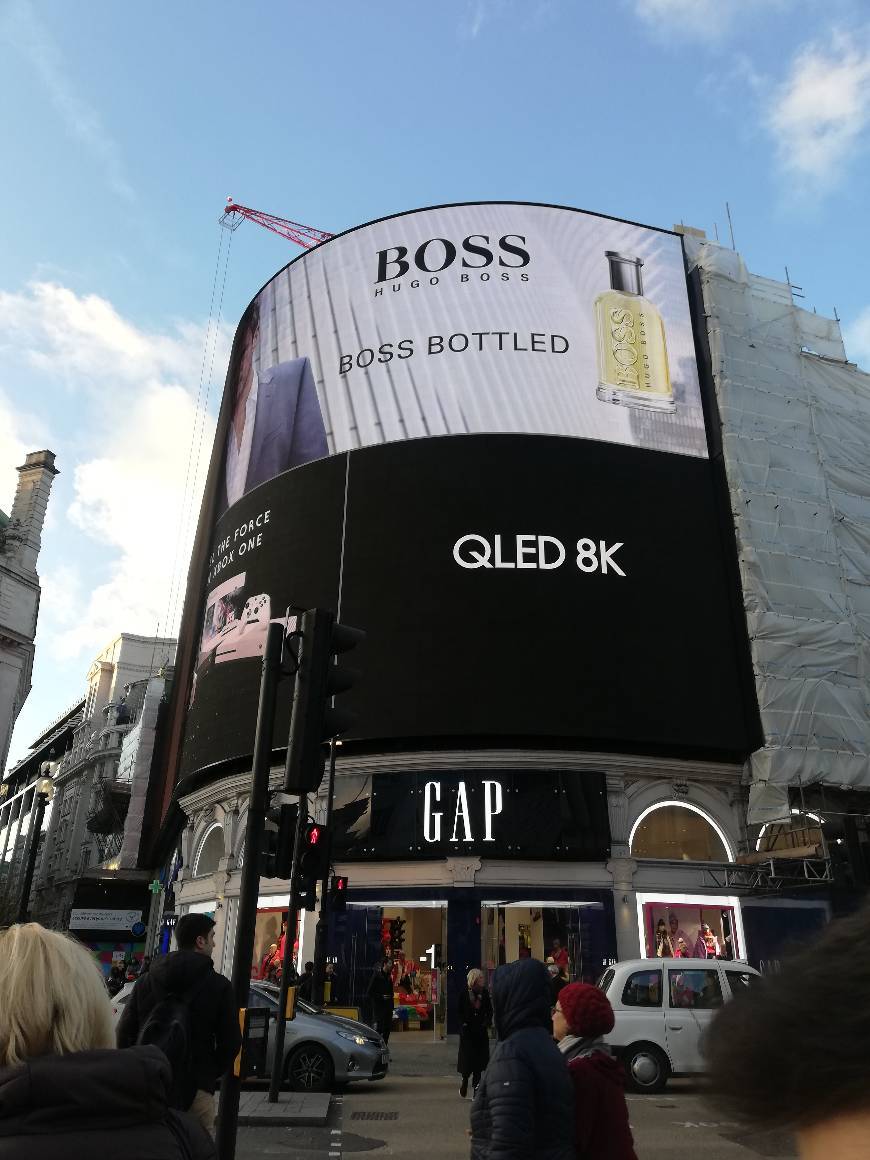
left=298, top=961, right=315, bottom=1002
left=458, top=968, right=492, bottom=1098
left=117, top=913, right=241, bottom=1136
left=106, top=964, right=126, bottom=997
left=469, top=958, right=574, bottom=1160
left=553, top=983, right=637, bottom=1160
left=0, top=923, right=213, bottom=1160
left=366, top=959, right=395, bottom=1044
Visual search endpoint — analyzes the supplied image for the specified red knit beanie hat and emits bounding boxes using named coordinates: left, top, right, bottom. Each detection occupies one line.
left=558, top=983, right=615, bottom=1037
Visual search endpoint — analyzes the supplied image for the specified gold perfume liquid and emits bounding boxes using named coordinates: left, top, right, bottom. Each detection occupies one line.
left=595, top=253, right=675, bottom=413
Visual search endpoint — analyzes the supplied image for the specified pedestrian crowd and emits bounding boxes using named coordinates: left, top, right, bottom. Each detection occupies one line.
left=2, top=908, right=868, bottom=1159
left=462, top=957, right=637, bottom=1160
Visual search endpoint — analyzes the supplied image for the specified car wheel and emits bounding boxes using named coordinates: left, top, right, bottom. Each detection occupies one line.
left=285, top=1044, right=334, bottom=1092
left=623, top=1043, right=670, bottom=1094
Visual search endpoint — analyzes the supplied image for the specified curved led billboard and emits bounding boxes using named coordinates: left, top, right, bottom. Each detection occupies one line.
left=170, top=203, right=759, bottom=789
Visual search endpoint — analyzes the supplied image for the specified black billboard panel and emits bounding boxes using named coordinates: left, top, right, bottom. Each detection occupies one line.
left=180, top=433, right=756, bottom=777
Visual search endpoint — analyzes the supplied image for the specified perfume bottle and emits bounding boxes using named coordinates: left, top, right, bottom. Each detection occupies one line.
left=595, top=251, right=675, bottom=413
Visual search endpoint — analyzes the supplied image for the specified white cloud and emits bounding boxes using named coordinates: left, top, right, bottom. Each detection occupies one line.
left=765, top=30, right=870, bottom=191
left=459, top=0, right=507, bottom=39
left=632, top=0, right=789, bottom=38
left=0, top=283, right=209, bottom=391
left=0, top=0, right=134, bottom=201
left=59, top=381, right=216, bottom=658
left=0, top=393, right=28, bottom=517
left=844, top=305, right=870, bottom=371
left=0, top=281, right=230, bottom=662
left=0, top=388, right=49, bottom=518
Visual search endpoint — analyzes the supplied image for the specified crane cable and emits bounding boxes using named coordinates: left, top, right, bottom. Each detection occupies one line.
left=149, top=223, right=234, bottom=679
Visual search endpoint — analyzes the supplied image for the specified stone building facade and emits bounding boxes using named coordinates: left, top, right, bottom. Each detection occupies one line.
left=29, top=633, right=177, bottom=933
left=0, top=450, right=59, bottom=775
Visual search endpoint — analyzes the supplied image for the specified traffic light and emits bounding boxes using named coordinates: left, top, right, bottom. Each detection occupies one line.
left=329, top=875, right=348, bottom=912
left=389, top=916, right=406, bottom=951
left=284, top=608, right=365, bottom=794
left=295, top=821, right=330, bottom=911
left=260, top=798, right=297, bottom=879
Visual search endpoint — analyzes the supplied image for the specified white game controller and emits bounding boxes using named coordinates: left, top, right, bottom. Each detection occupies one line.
left=238, top=593, right=270, bottom=633
left=215, top=593, right=271, bottom=663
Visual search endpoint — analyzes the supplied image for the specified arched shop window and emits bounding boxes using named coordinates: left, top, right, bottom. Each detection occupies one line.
left=630, top=801, right=733, bottom=863
left=193, top=824, right=224, bottom=877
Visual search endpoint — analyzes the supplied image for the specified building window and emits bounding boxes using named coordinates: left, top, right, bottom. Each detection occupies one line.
left=193, top=824, right=224, bottom=878
left=629, top=801, right=732, bottom=863
left=756, top=809, right=824, bottom=855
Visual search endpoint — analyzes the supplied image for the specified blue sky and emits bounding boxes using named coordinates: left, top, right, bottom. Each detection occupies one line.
left=3, top=0, right=870, bottom=767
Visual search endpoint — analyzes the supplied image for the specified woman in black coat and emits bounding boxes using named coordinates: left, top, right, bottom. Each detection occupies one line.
left=469, top=958, right=574, bottom=1160
left=366, top=958, right=395, bottom=1044
left=0, top=923, right=213, bottom=1159
left=457, top=968, right=492, bottom=1098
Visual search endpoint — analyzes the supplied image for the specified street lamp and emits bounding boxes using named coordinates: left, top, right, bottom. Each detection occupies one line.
left=16, top=752, right=57, bottom=923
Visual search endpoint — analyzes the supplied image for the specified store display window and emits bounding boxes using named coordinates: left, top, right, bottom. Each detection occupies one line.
left=251, top=908, right=300, bottom=981
left=641, top=900, right=740, bottom=960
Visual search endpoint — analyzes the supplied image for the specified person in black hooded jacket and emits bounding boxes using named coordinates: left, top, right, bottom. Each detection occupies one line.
left=0, top=923, right=213, bottom=1160
left=469, top=958, right=574, bottom=1160
left=117, top=913, right=241, bottom=1135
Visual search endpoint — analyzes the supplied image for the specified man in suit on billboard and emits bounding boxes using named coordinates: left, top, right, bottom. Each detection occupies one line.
left=218, top=297, right=328, bottom=518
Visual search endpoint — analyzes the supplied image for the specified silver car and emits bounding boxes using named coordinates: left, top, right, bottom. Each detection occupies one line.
left=249, top=982, right=389, bottom=1092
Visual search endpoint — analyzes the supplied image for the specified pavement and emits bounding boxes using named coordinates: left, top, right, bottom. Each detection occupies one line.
left=233, top=1030, right=798, bottom=1159
left=237, top=1088, right=331, bottom=1125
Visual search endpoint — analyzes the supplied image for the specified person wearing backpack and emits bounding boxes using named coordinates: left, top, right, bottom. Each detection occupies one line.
left=117, top=913, right=241, bottom=1136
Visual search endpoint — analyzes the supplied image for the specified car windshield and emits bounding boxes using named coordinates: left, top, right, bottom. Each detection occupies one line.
left=252, top=982, right=321, bottom=1016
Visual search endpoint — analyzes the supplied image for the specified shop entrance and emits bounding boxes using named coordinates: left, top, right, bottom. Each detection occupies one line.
left=481, top=902, right=610, bottom=986
left=328, top=901, right=447, bottom=1033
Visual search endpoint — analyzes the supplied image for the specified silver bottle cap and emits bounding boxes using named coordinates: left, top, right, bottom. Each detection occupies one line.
left=605, top=251, right=643, bottom=296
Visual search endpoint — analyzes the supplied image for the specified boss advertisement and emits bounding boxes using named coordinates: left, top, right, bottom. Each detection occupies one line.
left=180, top=433, right=758, bottom=779
left=214, top=204, right=707, bottom=530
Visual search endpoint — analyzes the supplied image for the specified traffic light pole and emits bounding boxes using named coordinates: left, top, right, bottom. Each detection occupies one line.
left=268, top=793, right=309, bottom=1103
left=216, top=622, right=284, bottom=1160
left=312, top=740, right=338, bottom=1005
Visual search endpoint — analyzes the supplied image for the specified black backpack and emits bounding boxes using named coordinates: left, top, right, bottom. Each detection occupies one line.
left=136, top=972, right=211, bottom=1107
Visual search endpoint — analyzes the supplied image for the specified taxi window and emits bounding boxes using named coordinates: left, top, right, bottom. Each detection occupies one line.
left=724, top=969, right=757, bottom=992
left=668, top=969, right=723, bottom=1010
left=621, top=969, right=662, bottom=1007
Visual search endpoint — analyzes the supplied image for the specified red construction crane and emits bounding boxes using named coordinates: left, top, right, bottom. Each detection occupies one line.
left=219, top=198, right=333, bottom=249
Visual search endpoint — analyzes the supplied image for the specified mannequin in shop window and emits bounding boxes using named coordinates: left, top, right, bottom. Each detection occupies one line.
left=550, top=938, right=569, bottom=971
left=258, top=944, right=278, bottom=981
left=654, top=920, right=674, bottom=958
left=667, top=913, right=689, bottom=952
left=694, top=924, right=721, bottom=959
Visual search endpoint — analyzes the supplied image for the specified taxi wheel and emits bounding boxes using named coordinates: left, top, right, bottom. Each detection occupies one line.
left=285, top=1044, right=334, bottom=1092
left=623, top=1043, right=670, bottom=1094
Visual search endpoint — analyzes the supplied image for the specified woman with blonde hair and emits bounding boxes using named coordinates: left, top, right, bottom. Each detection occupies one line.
left=457, top=967, right=492, bottom=1098
left=0, top=923, right=213, bottom=1158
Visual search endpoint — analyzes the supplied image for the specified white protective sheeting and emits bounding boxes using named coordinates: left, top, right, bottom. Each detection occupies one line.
left=686, top=237, right=870, bottom=806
